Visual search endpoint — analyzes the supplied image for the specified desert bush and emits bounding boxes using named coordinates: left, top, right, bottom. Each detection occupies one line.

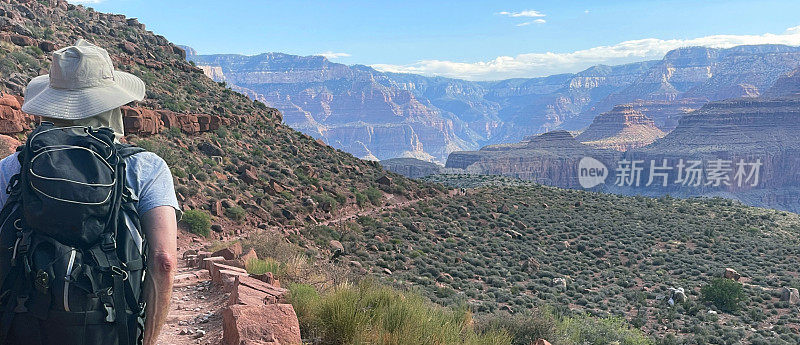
left=288, top=280, right=511, bottom=345
left=245, top=257, right=286, bottom=276
left=559, top=313, right=653, bottom=345
left=364, top=187, right=383, bottom=206
left=701, top=278, right=745, bottom=312
left=476, top=309, right=560, bottom=345
left=225, top=206, right=247, bottom=222
left=181, top=209, right=211, bottom=237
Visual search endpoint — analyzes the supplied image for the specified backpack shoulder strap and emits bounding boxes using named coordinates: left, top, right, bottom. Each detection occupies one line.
left=115, top=144, right=147, bottom=159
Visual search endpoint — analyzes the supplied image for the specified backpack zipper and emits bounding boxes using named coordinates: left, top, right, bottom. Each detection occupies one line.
left=64, top=249, right=77, bottom=312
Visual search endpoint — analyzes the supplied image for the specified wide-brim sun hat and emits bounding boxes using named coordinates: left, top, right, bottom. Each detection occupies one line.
left=21, top=39, right=145, bottom=120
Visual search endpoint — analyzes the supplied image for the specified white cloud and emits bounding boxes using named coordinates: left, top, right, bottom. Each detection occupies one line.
left=498, top=10, right=546, bottom=18
left=371, top=26, right=800, bottom=81
left=517, top=19, right=546, bottom=26
left=317, top=51, right=351, bottom=59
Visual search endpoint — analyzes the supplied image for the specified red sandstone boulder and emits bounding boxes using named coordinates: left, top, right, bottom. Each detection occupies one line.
left=222, top=304, right=301, bottom=345
left=212, top=242, right=243, bottom=260
left=241, top=248, right=258, bottom=263
left=723, top=268, right=741, bottom=281
left=0, top=95, right=21, bottom=109
left=210, top=262, right=248, bottom=285
left=119, top=41, right=138, bottom=54
left=9, top=33, right=35, bottom=47
left=157, top=110, right=180, bottom=128
left=236, top=275, right=287, bottom=303
left=240, top=168, right=260, bottom=185
left=178, top=114, right=200, bottom=134
left=121, top=106, right=162, bottom=135
left=0, top=94, right=32, bottom=134
left=0, top=134, right=21, bottom=157
left=38, top=41, right=56, bottom=52
left=202, top=256, right=226, bottom=270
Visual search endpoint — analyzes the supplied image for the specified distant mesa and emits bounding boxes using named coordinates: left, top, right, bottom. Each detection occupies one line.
left=381, top=158, right=442, bottom=178
left=624, top=98, right=705, bottom=132
left=445, top=130, right=618, bottom=188
left=576, top=104, right=666, bottom=151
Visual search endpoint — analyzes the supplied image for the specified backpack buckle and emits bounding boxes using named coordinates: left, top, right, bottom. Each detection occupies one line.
left=101, top=233, right=116, bottom=252
left=111, top=266, right=129, bottom=281
left=103, top=304, right=115, bottom=322
left=16, top=229, right=31, bottom=255
left=5, top=174, right=18, bottom=194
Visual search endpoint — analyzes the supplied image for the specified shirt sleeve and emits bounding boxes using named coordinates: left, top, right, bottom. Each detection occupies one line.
left=0, top=153, right=21, bottom=210
left=126, top=152, right=182, bottom=220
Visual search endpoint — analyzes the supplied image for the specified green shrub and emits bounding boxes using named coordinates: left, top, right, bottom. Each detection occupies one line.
left=476, top=309, right=560, bottom=345
left=225, top=206, right=247, bottom=222
left=559, top=314, right=653, bottom=345
left=181, top=209, right=211, bottom=237
left=289, top=280, right=511, bottom=345
left=364, top=187, right=383, bottom=206
left=245, top=257, right=286, bottom=276
left=288, top=283, right=321, bottom=334
left=701, top=278, right=745, bottom=312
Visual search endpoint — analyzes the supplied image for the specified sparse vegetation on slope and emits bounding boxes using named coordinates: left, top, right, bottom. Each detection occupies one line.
left=303, top=180, right=800, bottom=344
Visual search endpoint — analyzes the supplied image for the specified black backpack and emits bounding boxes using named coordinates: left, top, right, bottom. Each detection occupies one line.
left=0, top=123, right=147, bottom=345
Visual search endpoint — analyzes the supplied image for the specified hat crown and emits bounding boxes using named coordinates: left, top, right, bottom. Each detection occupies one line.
left=49, top=39, right=115, bottom=90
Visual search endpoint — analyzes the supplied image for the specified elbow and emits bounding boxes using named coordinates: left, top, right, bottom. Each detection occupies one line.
left=150, top=251, right=177, bottom=276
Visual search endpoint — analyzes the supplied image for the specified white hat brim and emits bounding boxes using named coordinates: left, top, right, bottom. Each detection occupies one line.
left=21, top=70, right=145, bottom=120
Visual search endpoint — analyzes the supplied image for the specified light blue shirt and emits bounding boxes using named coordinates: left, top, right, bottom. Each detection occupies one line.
left=0, top=151, right=181, bottom=218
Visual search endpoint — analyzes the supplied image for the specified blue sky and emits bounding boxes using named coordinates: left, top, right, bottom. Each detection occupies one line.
left=73, top=0, right=800, bottom=80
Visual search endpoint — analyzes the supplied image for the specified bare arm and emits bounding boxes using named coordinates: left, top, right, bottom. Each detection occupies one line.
left=141, top=205, right=178, bottom=345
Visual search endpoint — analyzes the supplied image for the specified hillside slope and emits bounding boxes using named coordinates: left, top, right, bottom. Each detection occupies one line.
left=0, top=0, right=441, bottom=233
left=318, top=177, right=800, bottom=344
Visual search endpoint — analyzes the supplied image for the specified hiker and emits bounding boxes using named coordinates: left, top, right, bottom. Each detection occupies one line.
left=0, top=40, right=180, bottom=345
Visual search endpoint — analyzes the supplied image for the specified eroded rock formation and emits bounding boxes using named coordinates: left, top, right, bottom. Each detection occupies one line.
left=446, top=130, right=619, bottom=188
left=0, top=94, right=33, bottom=134
left=576, top=105, right=666, bottom=151
left=380, top=157, right=442, bottom=178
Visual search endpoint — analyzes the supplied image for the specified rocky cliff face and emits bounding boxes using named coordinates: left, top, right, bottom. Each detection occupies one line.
left=446, top=90, right=800, bottom=212
left=763, top=66, right=800, bottom=98
left=626, top=98, right=706, bottom=131
left=576, top=105, right=665, bottom=151
left=446, top=130, right=619, bottom=188
left=188, top=53, right=474, bottom=163
left=616, top=95, right=800, bottom=211
left=189, top=46, right=800, bottom=163
left=381, top=157, right=442, bottom=178
left=569, top=45, right=800, bottom=129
